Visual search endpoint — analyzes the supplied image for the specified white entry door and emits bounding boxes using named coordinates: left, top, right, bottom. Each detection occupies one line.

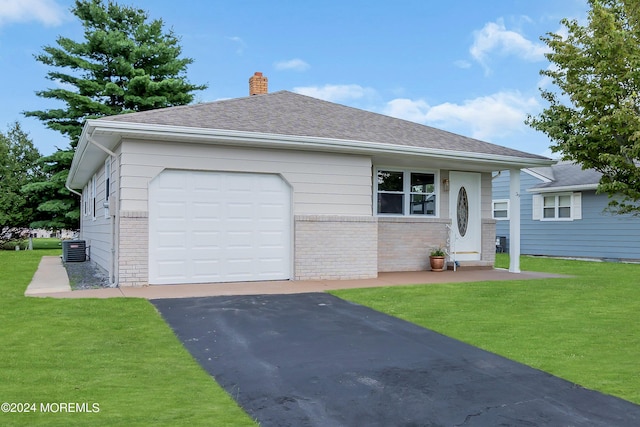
left=149, top=170, right=291, bottom=284
left=449, top=171, right=481, bottom=261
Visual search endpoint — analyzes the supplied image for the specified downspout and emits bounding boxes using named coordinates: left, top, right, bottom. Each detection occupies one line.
left=66, top=185, right=82, bottom=197
left=88, top=137, right=118, bottom=287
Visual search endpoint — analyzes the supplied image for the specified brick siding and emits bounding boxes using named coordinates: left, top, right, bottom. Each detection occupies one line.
left=294, top=215, right=378, bottom=280
left=118, top=211, right=148, bottom=287
left=377, top=217, right=451, bottom=272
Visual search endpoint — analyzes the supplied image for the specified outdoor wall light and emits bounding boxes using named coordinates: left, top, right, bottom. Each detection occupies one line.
left=442, top=178, right=449, bottom=191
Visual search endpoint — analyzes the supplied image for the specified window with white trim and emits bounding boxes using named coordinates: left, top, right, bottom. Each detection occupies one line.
left=104, top=159, right=111, bottom=218
left=91, top=175, right=97, bottom=220
left=532, top=192, right=582, bottom=221
left=492, top=199, right=509, bottom=220
left=376, top=169, right=437, bottom=216
left=82, top=185, right=88, bottom=217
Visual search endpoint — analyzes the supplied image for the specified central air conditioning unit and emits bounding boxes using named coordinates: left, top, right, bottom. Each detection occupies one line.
left=62, top=240, right=86, bottom=262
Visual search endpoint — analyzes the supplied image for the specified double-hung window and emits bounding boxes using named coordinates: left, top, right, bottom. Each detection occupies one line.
left=104, top=159, right=111, bottom=218
left=91, top=175, right=97, bottom=220
left=543, top=194, right=572, bottom=219
left=532, top=192, right=581, bottom=221
left=492, top=199, right=509, bottom=220
left=376, top=169, right=437, bottom=216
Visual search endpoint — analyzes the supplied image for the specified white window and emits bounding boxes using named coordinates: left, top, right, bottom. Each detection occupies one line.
left=91, top=175, right=97, bottom=220
left=492, top=199, right=509, bottom=220
left=532, top=192, right=582, bottom=221
left=82, top=185, right=88, bottom=217
left=376, top=169, right=437, bottom=216
left=104, top=159, right=111, bottom=218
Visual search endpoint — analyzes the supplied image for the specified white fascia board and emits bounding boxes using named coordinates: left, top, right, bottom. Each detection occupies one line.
left=527, top=183, right=599, bottom=193
left=66, top=123, right=95, bottom=189
left=522, top=167, right=554, bottom=183
left=68, top=120, right=554, bottom=186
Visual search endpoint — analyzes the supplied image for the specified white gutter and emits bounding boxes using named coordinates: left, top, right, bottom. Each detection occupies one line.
left=66, top=185, right=82, bottom=197
left=527, top=183, right=599, bottom=193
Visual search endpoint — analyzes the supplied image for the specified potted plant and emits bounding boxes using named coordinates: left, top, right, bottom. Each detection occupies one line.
left=429, top=247, right=446, bottom=272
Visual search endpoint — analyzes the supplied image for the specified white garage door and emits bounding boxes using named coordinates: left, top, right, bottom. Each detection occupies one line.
left=149, top=170, right=291, bottom=284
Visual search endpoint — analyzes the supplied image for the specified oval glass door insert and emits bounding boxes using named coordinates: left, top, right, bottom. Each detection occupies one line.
left=457, top=186, right=469, bottom=237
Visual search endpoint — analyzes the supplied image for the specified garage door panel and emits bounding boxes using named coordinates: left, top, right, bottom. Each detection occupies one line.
left=149, top=170, right=291, bottom=284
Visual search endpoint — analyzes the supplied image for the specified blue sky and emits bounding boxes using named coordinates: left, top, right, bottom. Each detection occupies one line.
left=0, top=0, right=588, bottom=157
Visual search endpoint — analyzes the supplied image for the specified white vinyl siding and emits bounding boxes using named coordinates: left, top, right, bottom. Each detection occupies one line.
left=117, top=140, right=372, bottom=215
left=79, top=160, right=114, bottom=275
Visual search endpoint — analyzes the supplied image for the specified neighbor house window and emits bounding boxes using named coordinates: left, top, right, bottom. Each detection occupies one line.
left=492, top=199, right=509, bottom=220
left=376, top=169, right=437, bottom=216
left=544, top=194, right=571, bottom=219
left=532, top=192, right=582, bottom=221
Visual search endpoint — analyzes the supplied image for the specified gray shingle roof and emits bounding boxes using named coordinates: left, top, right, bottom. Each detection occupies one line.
left=531, top=162, right=602, bottom=189
left=101, top=90, right=547, bottom=160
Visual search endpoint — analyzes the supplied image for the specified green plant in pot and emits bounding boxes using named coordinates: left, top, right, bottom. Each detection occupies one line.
left=429, top=247, right=446, bottom=272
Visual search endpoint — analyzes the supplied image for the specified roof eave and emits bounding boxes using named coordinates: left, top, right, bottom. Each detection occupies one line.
left=67, top=120, right=554, bottom=188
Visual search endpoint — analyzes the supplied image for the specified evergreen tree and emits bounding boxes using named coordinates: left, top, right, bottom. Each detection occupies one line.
left=528, top=0, right=640, bottom=215
left=23, top=0, right=207, bottom=228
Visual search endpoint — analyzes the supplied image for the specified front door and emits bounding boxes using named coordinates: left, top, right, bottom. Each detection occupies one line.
left=449, top=171, right=481, bottom=261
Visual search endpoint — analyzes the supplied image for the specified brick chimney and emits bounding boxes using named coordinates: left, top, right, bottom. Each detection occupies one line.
left=249, top=72, right=268, bottom=95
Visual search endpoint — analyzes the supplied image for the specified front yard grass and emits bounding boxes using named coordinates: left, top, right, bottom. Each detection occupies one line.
left=0, top=250, right=256, bottom=427
left=331, top=254, right=640, bottom=405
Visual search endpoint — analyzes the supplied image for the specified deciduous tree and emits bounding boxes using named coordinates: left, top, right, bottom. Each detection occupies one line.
left=527, top=0, right=640, bottom=214
left=0, top=122, right=44, bottom=245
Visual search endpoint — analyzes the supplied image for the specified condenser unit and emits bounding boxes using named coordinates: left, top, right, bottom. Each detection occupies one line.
left=62, top=240, right=86, bottom=262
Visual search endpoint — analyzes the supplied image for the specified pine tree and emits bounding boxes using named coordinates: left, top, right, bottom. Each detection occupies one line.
left=23, top=0, right=207, bottom=229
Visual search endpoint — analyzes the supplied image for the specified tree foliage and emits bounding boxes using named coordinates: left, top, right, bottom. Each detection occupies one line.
left=23, top=0, right=207, bottom=229
left=527, top=0, right=640, bottom=215
left=0, top=122, right=45, bottom=244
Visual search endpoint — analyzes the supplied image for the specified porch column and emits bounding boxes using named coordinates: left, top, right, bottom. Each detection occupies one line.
left=509, top=169, right=521, bottom=273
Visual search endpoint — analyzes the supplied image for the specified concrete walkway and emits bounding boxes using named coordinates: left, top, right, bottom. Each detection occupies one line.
left=25, top=256, right=566, bottom=299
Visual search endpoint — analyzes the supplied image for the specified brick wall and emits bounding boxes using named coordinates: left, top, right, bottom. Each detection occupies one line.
left=294, top=215, right=378, bottom=280
left=118, top=211, right=148, bottom=287
left=378, top=217, right=450, bottom=271
left=481, top=218, right=496, bottom=264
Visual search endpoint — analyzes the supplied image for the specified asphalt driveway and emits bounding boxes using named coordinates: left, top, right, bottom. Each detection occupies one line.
left=152, top=293, right=640, bottom=427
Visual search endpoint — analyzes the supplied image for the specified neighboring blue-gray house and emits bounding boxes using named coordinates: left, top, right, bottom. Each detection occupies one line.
left=492, top=162, right=640, bottom=261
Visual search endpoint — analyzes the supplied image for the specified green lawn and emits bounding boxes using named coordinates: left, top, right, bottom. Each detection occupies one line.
left=332, top=254, right=640, bottom=404
left=4, top=247, right=639, bottom=425
left=0, top=249, right=256, bottom=427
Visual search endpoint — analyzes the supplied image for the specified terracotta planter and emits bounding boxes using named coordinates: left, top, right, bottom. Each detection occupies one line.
left=429, top=256, right=445, bottom=272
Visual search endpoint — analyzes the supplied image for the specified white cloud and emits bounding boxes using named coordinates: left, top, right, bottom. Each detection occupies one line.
left=454, top=59, right=472, bottom=69
left=225, top=36, right=246, bottom=55
left=0, top=0, right=66, bottom=27
left=293, top=84, right=376, bottom=103
left=384, top=98, right=431, bottom=123
left=274, top=58, right=310, bottom=72
left=384, top=91, right=540, bottom=141
left=470, top=18, right=549, bottom=73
